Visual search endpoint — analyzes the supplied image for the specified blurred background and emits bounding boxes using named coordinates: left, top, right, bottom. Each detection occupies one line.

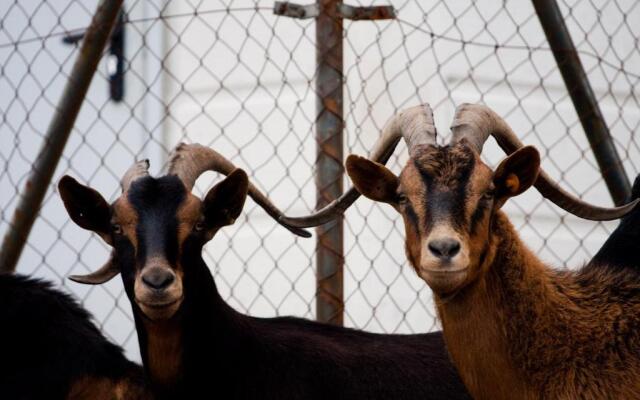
left=1, top=0, right=638, bottom=361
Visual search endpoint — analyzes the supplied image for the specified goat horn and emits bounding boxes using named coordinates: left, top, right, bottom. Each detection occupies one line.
left=121, top=159, right=150, bottom=192
left=167, top=143, right=311, bottom=238
left=278, top=104, right=438, bottom=228
left=450, top=103, right=639, bottom=221
left=68, top=253, right=119, bottom=285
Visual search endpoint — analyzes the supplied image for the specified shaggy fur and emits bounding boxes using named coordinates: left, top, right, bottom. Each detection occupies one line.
left=0, top=274, right=150, bottom=399
left=348, top=141, right=640, bottom=400
left=60, top=173, right=471, bottom=399
left=438, top=213, right=640, bottom=399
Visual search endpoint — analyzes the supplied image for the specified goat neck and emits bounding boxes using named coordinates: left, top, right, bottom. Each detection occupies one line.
left=439, top=211, right=640, bottom=399
left=436, top=211, right=543, bottom=399
left=132, top=246, right=251, bottom=398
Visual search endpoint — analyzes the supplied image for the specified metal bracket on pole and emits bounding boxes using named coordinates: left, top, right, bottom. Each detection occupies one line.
left=274, top=2, right=395, bottom=21
left=273, top=2, right=319, bottom=19
left=62, top=10, right=127, bottom=102
left=337, top=4, right=395, bottom=20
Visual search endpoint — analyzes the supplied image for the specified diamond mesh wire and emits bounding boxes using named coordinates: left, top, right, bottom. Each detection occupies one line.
left=0, top=0, right=638, bottom=360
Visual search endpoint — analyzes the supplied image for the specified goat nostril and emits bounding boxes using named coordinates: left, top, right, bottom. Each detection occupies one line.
left=428, top=239, right=461, bottom=259
left=142, top=269, right=175, bottom=290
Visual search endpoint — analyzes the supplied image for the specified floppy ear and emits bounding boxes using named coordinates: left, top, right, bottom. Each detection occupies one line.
left=346, top=154, right=399, bottom=205
left=493, top=146, right=540, bottom=208
left=202, top=168, right=249, bottom=229
left=58, top=176, right=112, bottom=244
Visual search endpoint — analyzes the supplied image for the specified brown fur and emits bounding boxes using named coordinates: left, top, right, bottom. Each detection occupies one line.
left=411, top=144, right=475, bottom=188
left=347, top=142, right=640, bottom=399
left=67, top=375, right=152, bottom=400
left=176, top=194, right=202, bottom=251
left=113, top=198, right=139, bottom=252
left=142, top=319, right=183, bottom=389
left=439, top=213, right=640, bottom=399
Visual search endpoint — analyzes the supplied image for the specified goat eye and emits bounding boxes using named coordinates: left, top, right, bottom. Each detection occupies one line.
left=483, top=190, right=495, bottom=200
left=397, top=194, right=408, bottom=205
left=111, top=224, right=122, bottom=235
left=194, top=221, right=205, bottom=232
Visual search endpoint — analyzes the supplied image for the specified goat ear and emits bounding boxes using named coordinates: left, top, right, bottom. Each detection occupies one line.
left=58, top=176, right=112, bottom=244
left=203, top=168, right=249, bottom=229
left=493, top=146, right=540, bottom=207
left=346, top=154, right=399, bottom=205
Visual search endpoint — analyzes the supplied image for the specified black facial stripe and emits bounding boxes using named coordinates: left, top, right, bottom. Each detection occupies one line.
left=449, top=160, right=474, bottom=229
left=127, top=175, right=187, bottom=267
left=470, top=197, right=490, bottom=234
left=477, top=238, right=489, bottom=268
left=427, top=190, right=457, bottom=226
left=139, top=209, right=179, bottom=264
left=415, top=157, right=475, bottom=231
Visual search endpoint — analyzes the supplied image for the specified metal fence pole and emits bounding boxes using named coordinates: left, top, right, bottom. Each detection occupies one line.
left=532, top=0, right=631, bottom=205
left=0, top=0, right=124, bottom=274
left=315, top=0, right=344, bottom=325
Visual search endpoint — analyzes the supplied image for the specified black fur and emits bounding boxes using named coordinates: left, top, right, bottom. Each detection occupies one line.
left=0, top=274, right=148, bottom=399
left=146, top=241, right=471, bottom=399
left=588, top=175, right=640, bottom=273
left=119, top=177, right=471, bottom=399
left=128, top=175, right=185, bottom=266
left=414, top=146, right=475, bottom=230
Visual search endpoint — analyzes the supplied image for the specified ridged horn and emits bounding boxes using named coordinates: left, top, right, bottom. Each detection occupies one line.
left=278, top=103, right=438, bottom=228
left=450, top=103, right=638, bottom=221
left=121, top=159, right=150, bottom=192
left=167, top=143, right=311, bottom=238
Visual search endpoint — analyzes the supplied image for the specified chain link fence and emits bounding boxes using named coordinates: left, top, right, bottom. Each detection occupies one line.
left=1, top=0, right=639, bottom=360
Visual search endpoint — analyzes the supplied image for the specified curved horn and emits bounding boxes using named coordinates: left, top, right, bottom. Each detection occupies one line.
left=121, top=159, right=150, bottom=192
left=450, top=103, right=639, bottom=221
left=278, top=103, right=438, bottom=228
left=68, top=253, right=119, bottom=285
left=71, top=161, right=149, bottom=284
left=167, top=143, right=311, bottom=238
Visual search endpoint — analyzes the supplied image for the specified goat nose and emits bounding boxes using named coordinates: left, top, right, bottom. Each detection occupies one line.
left=142, top=269, right=175, bottom=290
left=428, top=238, right=461, bottom=259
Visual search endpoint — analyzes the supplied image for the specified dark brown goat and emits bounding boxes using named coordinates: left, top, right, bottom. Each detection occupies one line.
left=58, top=143, right=471, bottom=399
left=0, top=274, right=151, bottom=399
left=344, top=103, right=640, bottom=399
left=587, top=175, right=640, bottom=275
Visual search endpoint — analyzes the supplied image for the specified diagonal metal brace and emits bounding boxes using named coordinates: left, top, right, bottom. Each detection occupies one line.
left=274, top=2, right=395, bottom=20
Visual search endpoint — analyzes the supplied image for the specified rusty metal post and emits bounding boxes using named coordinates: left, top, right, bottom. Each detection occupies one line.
left=533, top=0, right=631, bottom=205
left=274, top=1, right=394, bottom=325
left=315, top=0, right=344, bottom=325
left=0, top=0, right=124, bottom=274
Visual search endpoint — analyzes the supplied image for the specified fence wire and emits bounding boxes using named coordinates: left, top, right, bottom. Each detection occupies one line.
left=1, top=0, right=639, bottom=360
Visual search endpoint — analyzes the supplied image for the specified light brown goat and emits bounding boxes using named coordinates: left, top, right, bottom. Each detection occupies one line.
left=339, top=104, right=640, bottom=399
